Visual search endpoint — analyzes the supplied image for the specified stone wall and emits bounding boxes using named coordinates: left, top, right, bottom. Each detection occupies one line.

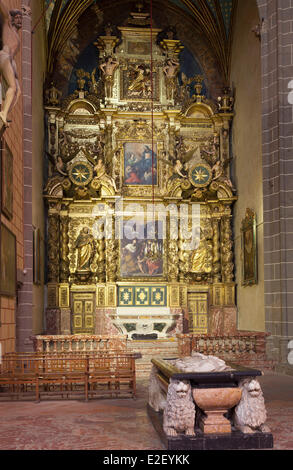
left=256, top=0, right=293, bottom=371
left=230, top=0, right=264, bottom=332
left=31, top=1, right=46, bottom=336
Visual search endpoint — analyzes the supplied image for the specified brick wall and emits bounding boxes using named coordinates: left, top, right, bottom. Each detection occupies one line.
left=257, top=0, right=293, bottom=367
left=0, top=0, right=24, bottom=356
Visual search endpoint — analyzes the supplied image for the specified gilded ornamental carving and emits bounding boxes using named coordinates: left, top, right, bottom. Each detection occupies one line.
left=44, top=6, right=237, bottom=336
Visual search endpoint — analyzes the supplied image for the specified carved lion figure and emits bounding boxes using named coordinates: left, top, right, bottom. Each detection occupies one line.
left=233, top=378, right=270, bottom=434
left=163, top=379, right=196, bottom=437
left=148, top=365, right=166, bottom=412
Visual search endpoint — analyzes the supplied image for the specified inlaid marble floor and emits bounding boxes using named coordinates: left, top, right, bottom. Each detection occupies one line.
left=0, top=373, right=292, bottom=451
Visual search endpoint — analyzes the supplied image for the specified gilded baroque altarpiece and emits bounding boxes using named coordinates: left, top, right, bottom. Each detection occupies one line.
left=44, top=11, right=236, bottom=339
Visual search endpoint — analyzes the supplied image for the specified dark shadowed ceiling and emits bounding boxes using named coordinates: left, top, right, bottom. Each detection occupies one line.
left=44, top=0, right=239, bottom=97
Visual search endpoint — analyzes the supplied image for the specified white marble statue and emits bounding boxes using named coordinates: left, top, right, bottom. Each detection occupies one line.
left=173, top=352, right=231, bottom=373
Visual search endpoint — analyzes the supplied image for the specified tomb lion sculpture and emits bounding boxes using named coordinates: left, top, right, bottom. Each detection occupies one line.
left=163, top=378, right=196, bottom=437
left=233, top=378, right=270, bottom=434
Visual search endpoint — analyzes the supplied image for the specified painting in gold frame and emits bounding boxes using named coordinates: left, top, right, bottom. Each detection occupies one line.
left=1, top=139, right=13, bottom=220
left=241, top=208, right=257, bottom=286
left=0, top=224, right=16, bottom=296
left=119, top=218, right=165, bottom=280
left=123, top=142, right=158, bottom=186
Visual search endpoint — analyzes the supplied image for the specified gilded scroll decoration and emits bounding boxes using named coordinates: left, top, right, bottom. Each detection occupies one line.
left=60, top=215, right=70, bottom=283
left=47, top=212, right=60, bottom=283
left=221, top=215, right=234, bottom=283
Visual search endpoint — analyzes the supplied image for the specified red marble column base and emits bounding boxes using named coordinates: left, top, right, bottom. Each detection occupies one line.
left=209, top=306, right=237, bottom=335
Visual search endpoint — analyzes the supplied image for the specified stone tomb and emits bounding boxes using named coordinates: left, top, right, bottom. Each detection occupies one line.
left=147, top=353, right=274, bottom=450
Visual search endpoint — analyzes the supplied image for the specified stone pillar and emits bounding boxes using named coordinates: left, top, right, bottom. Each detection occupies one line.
left=16, top=3, right=33, bottom=352
left=257, top=0, right=293, bottom=368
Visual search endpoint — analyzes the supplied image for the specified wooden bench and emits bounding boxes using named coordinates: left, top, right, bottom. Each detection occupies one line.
left=36, top=356, right=89, bottom=401
left=0, top=351, right=137, bottom=401
left=0, top=356, right=39, bottom=400
left=87, top=353, right=136, bottom=398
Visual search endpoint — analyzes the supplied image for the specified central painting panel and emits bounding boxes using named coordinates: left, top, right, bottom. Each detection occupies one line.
left=123, top=142, right=157, bottom=186
left=120, top=220, right=164, bottom=278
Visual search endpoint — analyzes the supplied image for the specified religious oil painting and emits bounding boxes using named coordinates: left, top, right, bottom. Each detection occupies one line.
left=123, top=142, right=157, bottom=186
left=120, top=220, right=164, bottom=278
left=1, top=140, right=13, bottom=220
left=241, top=208, right=257, bottom=286
left=0, top=224, right=16, bottom=296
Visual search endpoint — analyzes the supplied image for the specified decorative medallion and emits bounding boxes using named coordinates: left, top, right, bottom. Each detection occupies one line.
left=69, top=161, right=93, bottom=186
left=188, top=163, right=212, bottom=188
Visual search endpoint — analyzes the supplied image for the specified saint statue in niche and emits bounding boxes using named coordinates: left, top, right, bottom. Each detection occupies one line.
left=75, top=227, right=96, bottom=272
left=190, top=227, right=213, bottom=274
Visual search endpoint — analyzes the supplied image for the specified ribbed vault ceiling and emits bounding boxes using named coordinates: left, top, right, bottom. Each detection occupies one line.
left=45, top=0, right=238, bottom=86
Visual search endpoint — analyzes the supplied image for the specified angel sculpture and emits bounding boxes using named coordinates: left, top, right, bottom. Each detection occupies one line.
left=176, top=72, right=196, bottom=104
left=55, top=156, right=68, bottom=176
left=201, top=134, right=220, bottom=167
left=92, top=158, right=117, bottom=192
left=211, top=159, right=235, bottom=191
left=89, top=68, right=99, bottom=94
left=160, top=142, right=200, bottom=181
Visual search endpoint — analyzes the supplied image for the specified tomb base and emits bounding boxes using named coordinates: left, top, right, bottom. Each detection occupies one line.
left=147, top=404, right=274, bottom=450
